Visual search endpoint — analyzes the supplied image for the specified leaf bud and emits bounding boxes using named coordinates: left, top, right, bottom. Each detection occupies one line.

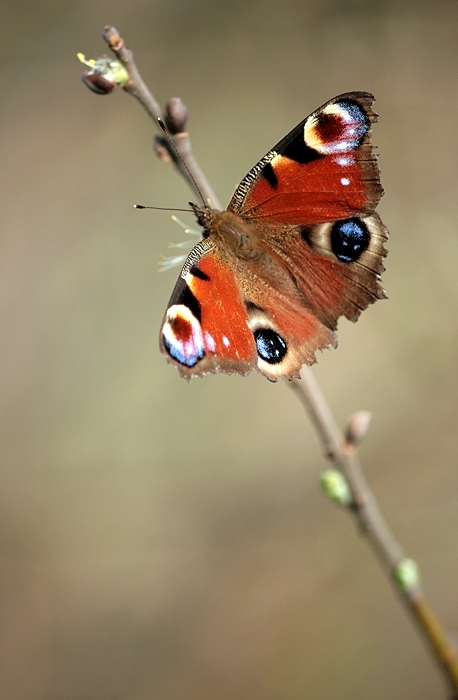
left=345, top=411, right=372, bottom=447
left=164, top=98, right=189, bottom=134
left=320, top=469, right=353, bottom=506
left=77, top=53, right=129, bottom=95
left=394, top=558, right=421, bottom=592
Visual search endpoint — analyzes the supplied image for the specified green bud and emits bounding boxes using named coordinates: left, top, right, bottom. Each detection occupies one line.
left=77, top=53, right=129, bottom=94
left=394, top=558, right=420, bottom=591
left=320, top=469, right=352, bottom=506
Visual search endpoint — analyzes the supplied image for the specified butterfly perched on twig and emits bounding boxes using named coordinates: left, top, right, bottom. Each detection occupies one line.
left=160, top=92, right=388, bottom=381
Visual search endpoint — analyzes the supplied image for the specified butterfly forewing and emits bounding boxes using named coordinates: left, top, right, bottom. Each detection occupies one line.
left=228, top=92, right=383, bottom=224
left=160, top=241, right=258, bottom=378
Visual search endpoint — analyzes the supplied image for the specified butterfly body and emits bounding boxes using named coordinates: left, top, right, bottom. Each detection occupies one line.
left=160, top=92, right=388, bottom=381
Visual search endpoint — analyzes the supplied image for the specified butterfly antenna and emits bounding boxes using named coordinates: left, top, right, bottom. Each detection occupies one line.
left=157, top=117, right=208, bottom=208
left=134, top=205, right=193, bottom=212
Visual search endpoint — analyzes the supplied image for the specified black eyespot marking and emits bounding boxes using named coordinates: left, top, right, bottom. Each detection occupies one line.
left=254, top=329, right=287, bottom=364
left=261, top=162, right=278, bottom=189
left=281, top=138, right=322, bottom=164
left=331, top=218, right=370, bottom=263
left=190, top=265, right=210, bottom=281
left=300, top=226, right=312, bottom=246
left=245, top=300, right=264, bottom=312
left=176, top=284, right=202, bottom=322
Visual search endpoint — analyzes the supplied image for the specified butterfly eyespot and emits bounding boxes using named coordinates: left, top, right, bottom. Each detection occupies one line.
left=330, top=218, right=370, bottom=263
left=254, top=328, right=287, bottom=364
left=305, top=99, right=370, bottom=156
left=162, top=305, right=205, bottom=368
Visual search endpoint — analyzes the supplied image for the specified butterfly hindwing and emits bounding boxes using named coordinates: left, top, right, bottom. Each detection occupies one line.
left=160, top=235, right=337, bottom=381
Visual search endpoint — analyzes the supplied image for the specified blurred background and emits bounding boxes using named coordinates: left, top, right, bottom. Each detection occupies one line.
left=1, top=1, right=457, bottom=698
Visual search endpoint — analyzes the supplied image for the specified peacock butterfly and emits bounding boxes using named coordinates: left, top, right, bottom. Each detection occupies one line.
left=160, top=92, right=388, bottom=381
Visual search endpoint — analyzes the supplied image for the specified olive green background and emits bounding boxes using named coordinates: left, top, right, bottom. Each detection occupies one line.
left=1, top=1, right=457, bottom=698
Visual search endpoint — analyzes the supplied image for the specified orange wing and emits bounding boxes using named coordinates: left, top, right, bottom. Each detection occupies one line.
left=228, top=92, right=383, bottom=224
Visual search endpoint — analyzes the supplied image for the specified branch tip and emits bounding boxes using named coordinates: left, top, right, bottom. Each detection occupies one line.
left=102, top=25, right=123, bottom=52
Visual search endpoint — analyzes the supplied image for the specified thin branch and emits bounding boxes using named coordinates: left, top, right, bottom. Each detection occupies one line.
left=291, top=369, right=404, bottom=568
left=82, top=25, right=458, bottom=698
left=101, top=25, right=221, bottom=209
left=291, top=368, right=458, bottom=697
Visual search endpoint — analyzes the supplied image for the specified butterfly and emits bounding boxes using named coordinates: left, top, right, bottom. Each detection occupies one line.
left=160, top=92, right=388, bottom=382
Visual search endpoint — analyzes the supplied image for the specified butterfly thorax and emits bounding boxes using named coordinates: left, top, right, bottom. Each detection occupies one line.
left=191, top=203, right=262, bottom=262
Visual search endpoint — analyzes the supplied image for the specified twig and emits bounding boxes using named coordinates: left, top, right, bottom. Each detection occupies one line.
left=291, top=368, right=458, bottom=697
left=80, top=26, right=458, bottom=698
left=102, top=25, right=221, bottom=209
left=291, top=369, right=404, bottom=568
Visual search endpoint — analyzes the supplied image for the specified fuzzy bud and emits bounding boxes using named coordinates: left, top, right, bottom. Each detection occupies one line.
left=345, top=411, right=372, bottom=447
left=164, top=97, right=189, bottom=134
left=77, top=53, right=129, bottom=94
left=320, top=469, right=352, bottom=506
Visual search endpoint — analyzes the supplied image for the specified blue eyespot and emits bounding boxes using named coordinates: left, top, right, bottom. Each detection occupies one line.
left=254, top=329, right=287, bottom=364
left=331, top=218, right=370, bottom=263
